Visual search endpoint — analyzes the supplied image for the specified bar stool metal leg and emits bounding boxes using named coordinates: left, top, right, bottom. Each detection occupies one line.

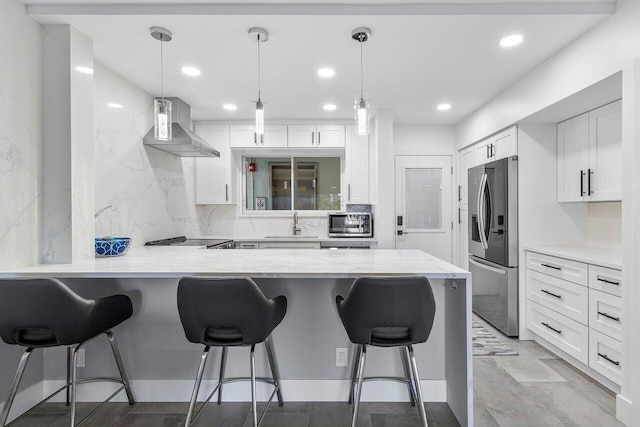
left=105, top=331, right=135, bottom=405
left=250, top=345, right=258, bottom=427
left=70, top=345, right=81, bottom=427
left=351, top=345, right=367, bottom=427
left=217, top=347, right=227, bottom=404
left=66, top=347, right=72, bottom=406
left=0, top=348, right=33, bottom=427
left=407, top=345, right=428, bottom=427
left=348, top=344, right=362, bottom=404
left=264, top=337, right=283, bottom=407
left=401, top=347, right=417, bottom=406
left=185, top=346, right=211, bottom=427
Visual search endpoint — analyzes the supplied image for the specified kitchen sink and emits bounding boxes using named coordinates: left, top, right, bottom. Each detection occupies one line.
left=263, top=235, right=319, bottom=239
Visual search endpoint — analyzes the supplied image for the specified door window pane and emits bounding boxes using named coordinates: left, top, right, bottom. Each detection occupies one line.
left=405, top=168, right=442, bottom=230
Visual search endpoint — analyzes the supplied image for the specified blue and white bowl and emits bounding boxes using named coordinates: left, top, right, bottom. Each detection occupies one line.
left=95, top=237, right=131, bottom=257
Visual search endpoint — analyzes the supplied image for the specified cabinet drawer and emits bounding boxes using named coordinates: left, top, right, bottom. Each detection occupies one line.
left=589, top=329, right=622, bottom=385
left=588, top=265, right=622, bottom=297
left=259, top=242, right=320, bottom=249
left=589, top=289, right=622, bottom=341
left=526, top=252, right=587, bottom=286
left=527, top=301, right=588, bottom=365
left=526, top=269, right=588, bottom=325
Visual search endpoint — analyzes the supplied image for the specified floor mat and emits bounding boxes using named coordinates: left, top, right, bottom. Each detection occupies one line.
left=473, top=320, right=518, bottom=356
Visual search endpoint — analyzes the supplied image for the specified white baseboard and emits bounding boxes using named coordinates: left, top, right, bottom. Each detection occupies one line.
left=44, top=379, right=447, bottom=403
left=0, top=381, right=44, bottom=424
left=616, top=394, right=632, bottom=426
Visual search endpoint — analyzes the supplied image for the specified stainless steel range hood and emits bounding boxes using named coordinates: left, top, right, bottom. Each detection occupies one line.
left=143, top=97, right=220, bottom=157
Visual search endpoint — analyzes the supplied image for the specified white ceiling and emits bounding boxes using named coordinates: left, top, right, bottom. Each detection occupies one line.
left=24, top=3, right=615, bottom=124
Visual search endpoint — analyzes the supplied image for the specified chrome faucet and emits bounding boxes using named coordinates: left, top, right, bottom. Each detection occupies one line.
left=292, top=211, right=302, bottom=236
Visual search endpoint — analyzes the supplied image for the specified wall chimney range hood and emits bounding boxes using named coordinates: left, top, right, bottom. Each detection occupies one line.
left=143, top=97, right=220, bottom=157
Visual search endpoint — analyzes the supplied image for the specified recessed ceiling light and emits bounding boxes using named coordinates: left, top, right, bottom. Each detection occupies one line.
left=107, top=103, right=123, bottom=109
left=223, top=104, right=238, bottom=111
left=75, top=66, right=93, bottom=74
left=323, top=104, right=337, bottom=111
left=181, top=66, right=201, bottom=76
left=437, top=103, right=452, bottom=111
left=317, top=68, right=336, bottom=78
left=499, top=34, right=524, bottom=48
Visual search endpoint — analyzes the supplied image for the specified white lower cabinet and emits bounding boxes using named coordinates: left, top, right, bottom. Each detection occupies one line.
left=526, top=250, right=623, bottom=386
left=527, top=300, right=589, bottom=365
left=589, top=329, right=622, bottom=385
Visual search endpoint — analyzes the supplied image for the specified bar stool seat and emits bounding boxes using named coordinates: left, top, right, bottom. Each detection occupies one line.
left=336, top=276, right=437, bottom=427
left=0, top=278, right=135, bottom=427
left=177, top=276, right=287, bottom=427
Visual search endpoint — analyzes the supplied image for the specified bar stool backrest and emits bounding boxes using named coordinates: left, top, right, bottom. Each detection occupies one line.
left=336, top=276, right=436, bottom=347
left=0, top=278, right=96, bottom=347
left=177, top=277, right=285, bottom=346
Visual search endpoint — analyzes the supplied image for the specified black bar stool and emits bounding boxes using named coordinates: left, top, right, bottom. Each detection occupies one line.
left=0, top=278, right=135, bottom=427
left=177, top=277, right=287, bottom=427
left=336, top=276, right=437, bottom=427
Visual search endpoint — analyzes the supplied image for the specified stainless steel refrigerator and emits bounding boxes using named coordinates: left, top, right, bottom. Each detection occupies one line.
left=468, top=156, right=518, bottom=336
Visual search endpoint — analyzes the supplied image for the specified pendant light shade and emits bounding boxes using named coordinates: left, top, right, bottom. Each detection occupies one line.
left=352, top=27, right=371, bottom=136
left=249, top=27, right=269, bottom=136
left=150, top=26, right=173, bottom=141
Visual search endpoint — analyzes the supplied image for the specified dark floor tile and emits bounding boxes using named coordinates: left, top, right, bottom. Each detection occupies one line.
left=426, top=402, right=460, bottom=427
left=369, top=402, right=417, bottom=415
left=371, top=413, right=425, bottom=427
left=30, top=402, right=74, bottom=415
left=115, top=413, right=185, bottom=427
left=491, top=412, right=565, bottom=427
left=309, top=402, right=371, bottom=427
left=9, top=414, right=66, bottom=427
left=243, top=411, right=310, bottom=427
left=192, top=402, right=252, bottom=427
left=127, top=402, right=190, bottom=415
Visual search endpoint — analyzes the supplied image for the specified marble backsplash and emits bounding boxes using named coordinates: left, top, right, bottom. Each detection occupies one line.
left=93, top=63, right=327, bottom=246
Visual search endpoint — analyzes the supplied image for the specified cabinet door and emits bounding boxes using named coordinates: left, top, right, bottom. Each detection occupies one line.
left=557, top=113, right=589, bottom=202
left=493, top=126, right=517, bottom=160
left=195, top=125, right=234, bottom=205
left=345, top=126, right=369, bottom=205
left=288, top=125, right=317, bottom=148
left=316, top=125, right=345, bottom=148
left=230, top=125, right=259, bottom=148
left=588, top=100, right=622, bottom=201
left=474, top=141, right=491, bottom=165
left=262, top=125, right=288, bottom=148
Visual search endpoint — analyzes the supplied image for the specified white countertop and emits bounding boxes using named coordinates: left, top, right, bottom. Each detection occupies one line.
left=1, top=247, right=470, bottom=279
left=525, top=245, right=622, bottom=270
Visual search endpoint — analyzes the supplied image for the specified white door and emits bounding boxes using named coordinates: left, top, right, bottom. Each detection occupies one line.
left=345, top=126, right=370, bottom=206
left=588, top=100, right=622, bottom=201
left=395, top=156, right=453, bottom=262
left=195, top=125, right=233, bottom=205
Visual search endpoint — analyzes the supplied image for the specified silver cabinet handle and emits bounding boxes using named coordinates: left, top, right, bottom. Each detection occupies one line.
left=580, top=170, right=585, bottom=196
left=458, top=185, right=462, bottom=202
left=348, top=184, right=351, bottom=201
left=225, top=184, right=228, bottom=202
left=312, top=132, right=315, bottom=146
left=254, top=132, right=257, bottom=145
left=318, top=131, right=321, bottom=145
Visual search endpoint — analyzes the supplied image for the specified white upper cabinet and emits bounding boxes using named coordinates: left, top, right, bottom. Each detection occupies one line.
left=345, top=126, right=370, bottom=206
left=557, top=100, right=621, bottom=202
left=288, top=125, right=345, bottom=148
left=474, top=126, right=518, bottom=166
left=557, top=113, right=590, bottom=202
left=230, top=125, right=287, bottom=148
left=587, top=101, right=622, bottom=201
left=195, top=124, right=235, bottom=205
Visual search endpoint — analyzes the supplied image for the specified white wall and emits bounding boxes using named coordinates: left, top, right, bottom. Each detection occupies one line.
left=0, top=0, right=44, bottom=412
left=394, top=125, right=456, bottom=156
left=587, top=202, right=622, bottom=249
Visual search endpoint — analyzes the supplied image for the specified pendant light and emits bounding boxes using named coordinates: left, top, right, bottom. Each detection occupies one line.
left=352, top=27, right=371, bottom=136
left=150, top=26, right=172, bottom=141
left=248, top=27, right=269, bottom=136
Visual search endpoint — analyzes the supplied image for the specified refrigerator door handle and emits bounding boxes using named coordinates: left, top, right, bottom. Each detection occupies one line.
left=469, top=257, right=506, bottom=275
left=477, top=174, right=489, bottom=250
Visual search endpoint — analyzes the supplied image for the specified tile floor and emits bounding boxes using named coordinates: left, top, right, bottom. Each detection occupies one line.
left=7, top=316, right=623, bottom=426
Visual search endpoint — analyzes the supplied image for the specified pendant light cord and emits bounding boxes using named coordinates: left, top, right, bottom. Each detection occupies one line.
left=160, top=36, right=165, bottom=100
left=257, top=34, right=262, bottom=101
left=360, top=40, right=364, bottom=98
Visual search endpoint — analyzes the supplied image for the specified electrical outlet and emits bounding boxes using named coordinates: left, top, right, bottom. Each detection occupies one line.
left=76, top=349, right=86, bottom=368
left=336, top=348, right=348, bottom=367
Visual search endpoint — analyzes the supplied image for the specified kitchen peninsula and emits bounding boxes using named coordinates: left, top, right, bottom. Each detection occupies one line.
left=2, top=247, right=472, bottom=426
